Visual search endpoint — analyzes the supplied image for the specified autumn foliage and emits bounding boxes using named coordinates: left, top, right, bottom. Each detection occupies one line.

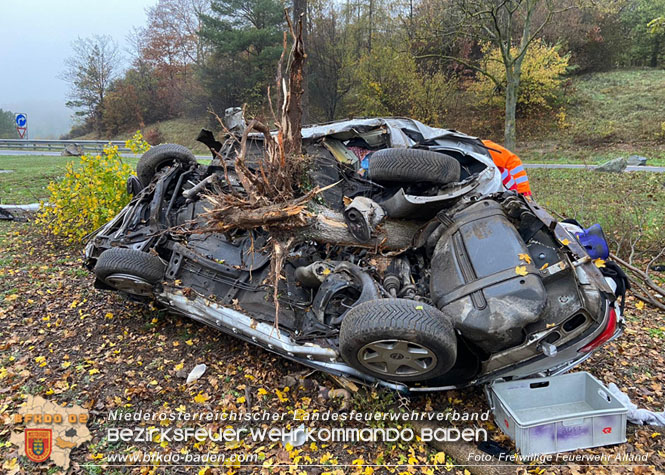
left=37, top=132, right=149, bottom=242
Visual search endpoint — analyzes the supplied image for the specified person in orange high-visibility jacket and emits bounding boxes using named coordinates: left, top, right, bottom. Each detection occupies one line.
left=481, top=139, right=532, bottom=197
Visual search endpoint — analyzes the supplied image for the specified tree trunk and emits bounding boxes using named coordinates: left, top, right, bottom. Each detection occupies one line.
left=293, top=0, right=309, bottom=124
left=503, top=68, right=518, bottom=150
left=651, top=35, right=661, bottom=68
left=301, top=205, right=423, bottom=250
left=368, top=0, right=374, bottom=53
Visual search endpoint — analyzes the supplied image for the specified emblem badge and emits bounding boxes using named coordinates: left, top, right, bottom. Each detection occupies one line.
left=25, top=429, right=52, bottom=463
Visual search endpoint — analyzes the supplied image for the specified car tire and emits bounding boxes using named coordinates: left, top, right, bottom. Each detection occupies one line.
left=339, top=298, right=457, bottom=382
left=95, top=248, right=165, bottom=295
left=368, top=148, right=461, bottom=185
left=136, top=143, right=197, bottom=186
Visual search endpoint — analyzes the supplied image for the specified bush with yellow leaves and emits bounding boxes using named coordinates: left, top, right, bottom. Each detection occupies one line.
left=469, top=40, right=570, bottom=113
left=38, top=133, right=150, bottom=243
left=126, top=130, right=152, bottom=154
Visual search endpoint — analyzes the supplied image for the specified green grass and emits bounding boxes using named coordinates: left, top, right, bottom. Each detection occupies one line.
left=565, top=69, right=665, bottom=145
left=0, top=154, right=138, bottom=205
left=517, top=145, right=665, bottom=166
left=530, top=168, right=665, bottom=255
left=76, top=117, right=212, bottom=154
left=515, top=69, right=665, bottom=165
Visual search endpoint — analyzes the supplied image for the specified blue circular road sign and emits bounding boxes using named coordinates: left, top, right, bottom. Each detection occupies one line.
left=15, top=113, right=27, bottom=127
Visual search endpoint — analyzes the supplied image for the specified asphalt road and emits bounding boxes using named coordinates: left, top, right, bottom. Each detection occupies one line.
left=0, top=149, right=213, bottom=160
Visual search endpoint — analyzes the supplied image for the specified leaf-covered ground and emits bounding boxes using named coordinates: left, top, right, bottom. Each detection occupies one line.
left=0, top=221, right=663, bottom=474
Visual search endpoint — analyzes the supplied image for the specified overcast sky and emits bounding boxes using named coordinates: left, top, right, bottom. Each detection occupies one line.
left=0, top=0, right=157, bottom=138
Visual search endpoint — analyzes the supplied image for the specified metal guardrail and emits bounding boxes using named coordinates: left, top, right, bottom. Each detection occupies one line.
left=0, top=139, right=130, bottom=153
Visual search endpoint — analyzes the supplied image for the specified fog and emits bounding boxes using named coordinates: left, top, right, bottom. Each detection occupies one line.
left=0, top=0, right=156, bottom=138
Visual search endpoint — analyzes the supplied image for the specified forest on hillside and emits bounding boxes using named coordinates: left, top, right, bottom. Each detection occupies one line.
left=58, top=0, right=665, bottom=147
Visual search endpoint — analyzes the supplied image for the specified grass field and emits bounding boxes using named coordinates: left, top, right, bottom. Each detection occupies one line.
left=517, top=69, right=665, bottom=166
left=0, top=154, right=139, bottom=205
left=565, top=69, right=665, bottom=145
left=530, top=168, right=665, bottom=254
left=77, top=117, right=212, bottom=154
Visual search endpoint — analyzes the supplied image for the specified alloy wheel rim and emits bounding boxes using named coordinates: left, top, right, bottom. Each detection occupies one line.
left=357, top=339, right=437, bottom=378
left=105, top=273, right=154, bottom=296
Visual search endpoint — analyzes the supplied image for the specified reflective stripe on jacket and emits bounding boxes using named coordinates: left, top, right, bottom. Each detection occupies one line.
left=481, top=139, right=532, bottom=196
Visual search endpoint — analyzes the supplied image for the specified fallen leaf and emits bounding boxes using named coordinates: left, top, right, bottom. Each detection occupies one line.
left=515, top=266, right=528, bottom=276
left=594, top=258, right=606, bottom=268
left=193, top=392, right=210, bottom=404
left=518, top=253, right=532, bottom=264
left=635, top=301, right=645, bottom=310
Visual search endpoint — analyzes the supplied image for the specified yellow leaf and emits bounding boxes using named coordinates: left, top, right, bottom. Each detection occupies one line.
left=185, top=339, right=194, bottom=346
left=236, top=396, right=246, bottom=404
left=275, top=388, right=288, bottom=402
left=560, top=238, right=571, bottom=246
left=518, top=253, right=532, bottom=264
left=61, top=361, right=71, bottom=369
left=4, top=294, right=18, bottom=302
left=89, top=368, right=100, bottom=375
left=515, top=266, right=528, bottom=276
left=635, top=301, right=645, bottom=310
left=540, top=263, right=549, bottom=270
left=2, top=458, right=17, bottom=471
left=174, top=362, right=184, bottom=371
left=594, top=258, right=606, bottom=268
left=257, top=388, right=268, bottom=396
left=193, top=392, right=210, bottom=404
left=651, top=432, right=661, bottom=438
left=433, top=451, right=446, bottom=464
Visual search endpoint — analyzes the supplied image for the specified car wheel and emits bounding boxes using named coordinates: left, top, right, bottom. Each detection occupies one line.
left=95, top=248, right=165, bottom=296
left=339, top=298, right=457, bottom=382
left=368, top=148, right=461, bottom=185
left=136, top=143, right=197, bottom=186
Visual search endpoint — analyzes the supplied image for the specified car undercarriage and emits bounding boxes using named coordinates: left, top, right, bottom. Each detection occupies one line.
left=85, top=118, right=624, bottom=392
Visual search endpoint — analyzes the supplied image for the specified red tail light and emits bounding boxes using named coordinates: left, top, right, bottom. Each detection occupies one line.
left=580, top=307, right=617, bottom=353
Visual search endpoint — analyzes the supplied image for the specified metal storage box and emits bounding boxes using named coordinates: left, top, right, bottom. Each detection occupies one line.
left=489, top=372, right=627, bottom=455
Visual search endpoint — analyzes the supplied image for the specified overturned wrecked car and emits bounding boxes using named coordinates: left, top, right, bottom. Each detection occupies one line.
left=85, top=117, right=624, bottom=392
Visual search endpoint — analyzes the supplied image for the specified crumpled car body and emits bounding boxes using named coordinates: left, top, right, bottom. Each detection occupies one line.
left=84, top=117, right=623, bottom=392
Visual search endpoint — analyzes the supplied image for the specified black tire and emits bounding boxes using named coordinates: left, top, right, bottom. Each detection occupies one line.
left=136, top=143, right=197, bottom=186
left=339, top=298, right=457, bottom=382
left=368, top=148, right=461, bottom=185
left=95, top=248, right=165, bottom=284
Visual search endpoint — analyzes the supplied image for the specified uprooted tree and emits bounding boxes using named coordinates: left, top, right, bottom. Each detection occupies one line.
left=200, top=12, right=419, bottom=329
left=201, top=11, right=419, bottom=248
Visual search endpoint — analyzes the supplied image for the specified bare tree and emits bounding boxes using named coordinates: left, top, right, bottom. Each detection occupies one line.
left=293, top=0, right=309, bottom=122
left=418, top=0, right=570, bottom=149
left=61, top=35, right=121, bottom=136
left=464, top=0, right=575, bottom=148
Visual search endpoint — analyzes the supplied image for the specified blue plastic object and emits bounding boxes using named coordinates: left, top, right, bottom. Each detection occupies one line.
left=575, top=224, right=609, bottom=260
